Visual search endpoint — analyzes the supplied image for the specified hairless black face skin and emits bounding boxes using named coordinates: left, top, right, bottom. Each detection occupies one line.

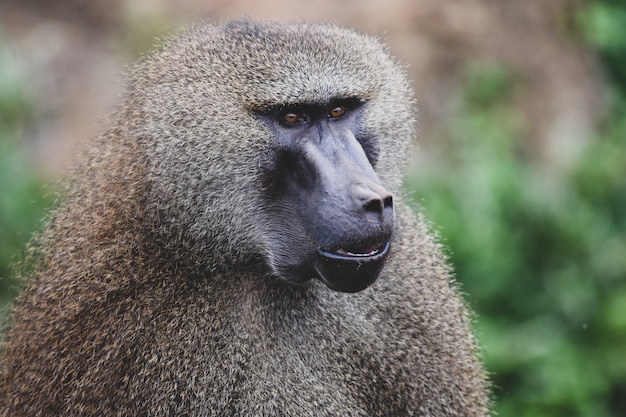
left=259, top=99, right=395, bottom=293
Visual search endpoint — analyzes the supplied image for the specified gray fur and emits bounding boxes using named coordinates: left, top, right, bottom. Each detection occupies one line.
left=0, top=21, right=490, bottom=416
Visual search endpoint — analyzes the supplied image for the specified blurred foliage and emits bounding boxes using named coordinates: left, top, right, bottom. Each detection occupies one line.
left=119, top=10, right=179, bottom=60
left=0, top=35, right=53, bottom=308
left=406, top=2, right=626, bottom=416
left=578, top=0, right=626, bottom=89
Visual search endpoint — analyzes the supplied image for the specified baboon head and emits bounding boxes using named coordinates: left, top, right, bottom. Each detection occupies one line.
left=128, top=21, right=414, bottom=292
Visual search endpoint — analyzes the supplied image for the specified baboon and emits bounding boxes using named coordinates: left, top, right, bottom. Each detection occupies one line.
left=0, top=21, right=490, bottom=416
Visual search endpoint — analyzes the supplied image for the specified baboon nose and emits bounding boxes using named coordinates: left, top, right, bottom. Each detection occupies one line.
left=353, top=183, right=394, bottom=216
left=363, top=194, right=393, bottom=215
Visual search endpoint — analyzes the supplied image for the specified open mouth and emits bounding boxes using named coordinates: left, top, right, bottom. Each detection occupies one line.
left=319, top=240, right=390, bottom=261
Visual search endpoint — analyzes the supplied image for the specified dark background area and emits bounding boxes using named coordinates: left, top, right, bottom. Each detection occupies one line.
left=1, top=1, right=624, bottom=415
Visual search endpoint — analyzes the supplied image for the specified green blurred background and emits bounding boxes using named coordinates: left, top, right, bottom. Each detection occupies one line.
left=407, top=2, right=626, bottom=415
left=1, top=1, right=624, bottom=416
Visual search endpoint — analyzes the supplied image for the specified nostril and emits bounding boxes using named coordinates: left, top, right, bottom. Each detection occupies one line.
left=363, top=198, right=384, bottom=214
left=353, top=183, right=393, bottom=215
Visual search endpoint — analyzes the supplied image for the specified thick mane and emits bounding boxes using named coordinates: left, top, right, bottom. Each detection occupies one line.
left=0, top=21, right=489, bottom=417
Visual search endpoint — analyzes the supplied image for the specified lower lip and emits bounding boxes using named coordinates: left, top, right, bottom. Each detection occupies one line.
left=318, top=241, right=390, bottom=261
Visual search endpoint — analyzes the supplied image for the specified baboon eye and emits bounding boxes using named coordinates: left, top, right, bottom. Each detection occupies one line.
left=281, top=111, right=305, bottom=125
left=329, top=105, right=346, bottom=119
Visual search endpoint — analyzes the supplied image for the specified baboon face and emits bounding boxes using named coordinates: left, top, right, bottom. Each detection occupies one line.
left=140, top=22, right=413, bottom=292
left=259, top=98, right=395, bottom=293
